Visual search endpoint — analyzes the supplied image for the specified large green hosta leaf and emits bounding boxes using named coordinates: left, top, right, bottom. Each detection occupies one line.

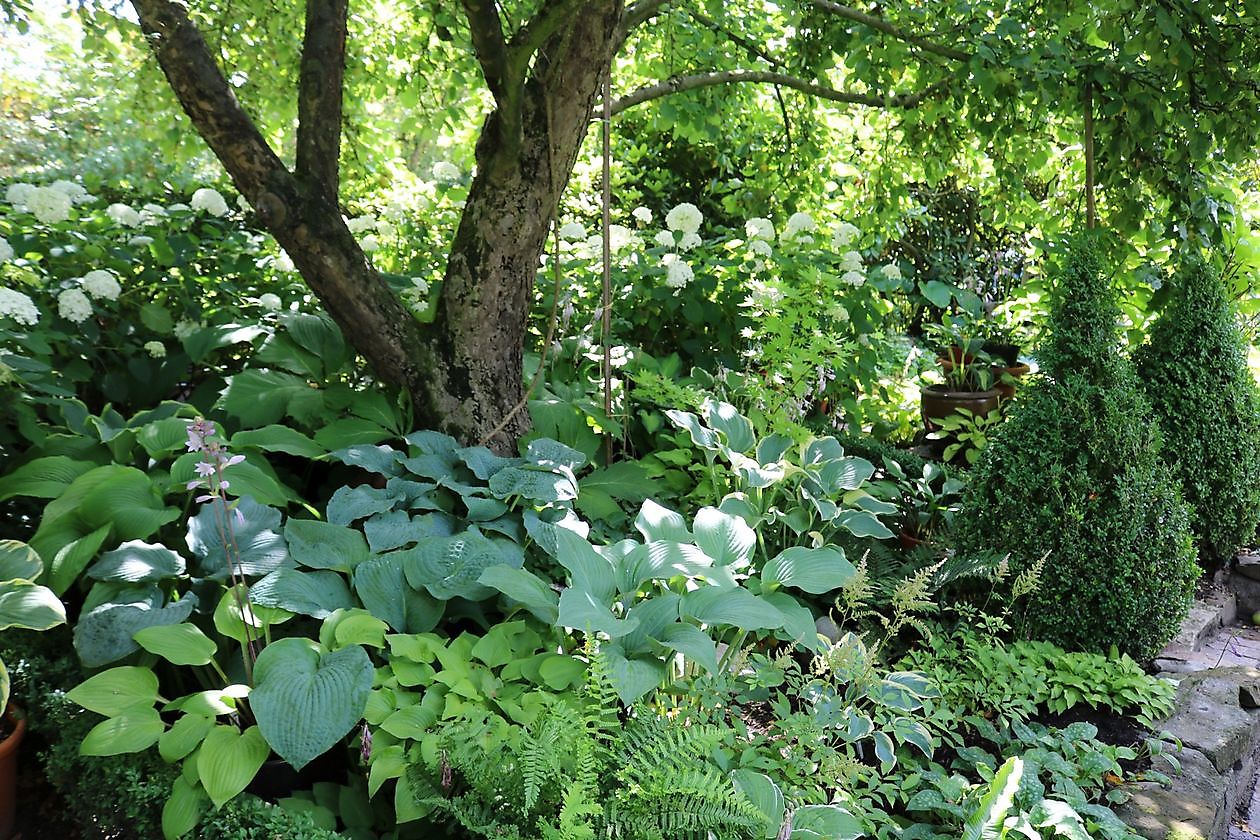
left=761, top=546, right=856, bottom=594
left=399, top=528, right=520, bottom=601
left=186, top=497, right=289, bottom=580
left=74, top=589, right=198, bottom=667
left=284, top=519, right=370, bottom=572
left=249, top=568, right=354, bottom=619
left=250, top=638, right=373, bottom=770
left=86, top=541, right=185, bottom=584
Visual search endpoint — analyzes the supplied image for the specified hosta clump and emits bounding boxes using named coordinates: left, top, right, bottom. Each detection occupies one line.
left=954, top=235, right=1196, bottom=659
left=1134, top=256, right=1260, bottom=564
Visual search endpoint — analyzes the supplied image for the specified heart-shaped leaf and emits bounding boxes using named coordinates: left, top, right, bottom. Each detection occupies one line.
left=250, top=637, right=373, bottom=770
left=197, top=724, right=270, bottom=807
left=134, top=623, right=217, bottom=666
left=87, top=540, right=186, bottom=584
left=762, top=546, right=856, bottom=594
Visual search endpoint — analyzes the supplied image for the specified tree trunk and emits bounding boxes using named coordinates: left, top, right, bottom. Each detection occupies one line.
left=417, top=1, right=624, bottom=451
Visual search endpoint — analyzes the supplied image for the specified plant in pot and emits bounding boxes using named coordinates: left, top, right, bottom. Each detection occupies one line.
left=927, top=406, right=1004, bottom=467
left=0, top=539, right=68, bottom=839
left=921, top=315, right=1002, bottom=433
left=872, top=458, right=966, bottom=549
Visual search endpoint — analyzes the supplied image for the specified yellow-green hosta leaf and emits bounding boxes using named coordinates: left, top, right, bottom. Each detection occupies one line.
left=134, top=623, right=218, bottom=666
left=197, top=724, right=270, bottom=808
left=80, top=707, right=164, bottom=756
left=162, top=776, right=207, bottom=840
left=159, top=713, right=215, bottom=763
left=67, top=666, right=158, bottom=716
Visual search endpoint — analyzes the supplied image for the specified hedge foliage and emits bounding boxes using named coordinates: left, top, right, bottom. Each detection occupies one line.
left=955, top=235, right=1197, bottom=659
left=1135, top=256, right=1260, bottom=563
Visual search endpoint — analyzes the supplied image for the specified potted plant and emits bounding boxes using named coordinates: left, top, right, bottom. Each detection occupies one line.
left=927, top=406, right=1004, bottom=467
left=0, top=539, right=68, bottom=839
left=872, top=459, right=966, bottom=549
left=921, top=316, right=1002, bottom=432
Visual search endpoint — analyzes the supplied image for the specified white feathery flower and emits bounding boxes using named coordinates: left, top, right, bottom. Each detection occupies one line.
left=665, top=202, right=702, bottom=234
left=654, top=230, right=676, bottom=249
left=106, top=203, right=143, bottom=228
left=631, top=206, right=652, bottom=225
left=0, top=287, right=39, bottom=325
left=191, top=188, right=229, bottom=217
left=144, top=340, right=167, bottom=359
left=782, top=211, right=816, bottom=241
left=432, top=161, right=461, bottom=183
left=28, top=187, right=73, bottom=224
left=841, top=270, right=866, bottom=287
left=360, top=234, right=380, bottom=253
left=0, top=239, right=12, bottom=263
left=879, top=263, right=903, bottom=280
left=274, top=251, right=296, bottom=273
left=5, top=182, right=36, bottom=208
left=57, top=288, right=93, bottom=323
left=81, top=269, right=122, bottom=301
left=677, top=232, right=702, bottom=252
left=745, top=217, right=774, bottom=241
left=558, top=221, right=587, bottom=242
left=258, top=293, right=282, bottom=311
left=839, top=250, right=864, bottom=273
left=831, top=221, right=860, bottom=249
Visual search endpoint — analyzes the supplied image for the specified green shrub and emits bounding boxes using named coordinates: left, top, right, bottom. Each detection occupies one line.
left=1134, top=256, right=1260, bottom=563
left=954, top=235, right=1197, bottom=659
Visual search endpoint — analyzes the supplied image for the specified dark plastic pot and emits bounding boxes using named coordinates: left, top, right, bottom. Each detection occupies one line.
left=245, top=747, right=345, bottom=803
left=0, top=705, right=26, bottom=840
left=920, top=384, right=1002, bottom=432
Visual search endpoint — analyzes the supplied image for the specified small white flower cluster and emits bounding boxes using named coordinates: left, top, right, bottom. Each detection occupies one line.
left=191, top=188, right=230, bottom=217
left=144, top=340, right=166, bottom=358
left=661, top=253, right=694, bottom=288
left=346, top=213, right=397, bottom=253
left=401, top=277, right=432, bottom=314
left=781, top=211, right=816, bottom=245
left=0, top=287, right=39, bottom=326
left=650, top=203, right=705, bottom=291
left=431, top=161, right=461, bottom=184
left=81, top=269, right=122, bottom=301
left=274, top=251, right=296, bottom=273
left=879, top=263, right=902, bottom=281
left=665, top=202, right=702, bottom=234
left=631, top=206, right=652, bottom=225
left=106, top=203, right=143, bottom=228
left=49, top=180, right=95, bottom=205
left=173, top=319, right=205, bottom=339
left=57, top=288, right=93, bottom=323
left=831, top=221, right=860, bottom=249
left=839, top=248, right=866, bottom=287
left=258, top=293, right=282, bottom=311
left=27, top=187, right=74, bottom=225
left=558, top=221, right=586, bottom=242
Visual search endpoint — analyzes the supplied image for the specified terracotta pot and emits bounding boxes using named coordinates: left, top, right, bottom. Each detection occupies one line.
left=0, top=705, right=27, bottom=840
left=920, top=384, right=1002, bottom=432
left=993, top=362, right=1032, bottom=400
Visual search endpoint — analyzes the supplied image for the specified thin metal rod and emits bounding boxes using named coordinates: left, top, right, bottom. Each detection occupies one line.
left=601, top=65, right=613, bottom=462
left=1084, top=78, right=1096, bottom=230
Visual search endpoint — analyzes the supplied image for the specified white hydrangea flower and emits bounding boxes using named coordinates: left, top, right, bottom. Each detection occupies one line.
left=375, top=219, right=397, bottom=238
left=831, top=221, right=860, bottom=249
left=631, top=206, right=652, bottom=225
left=0, top=287, right=39, bottom=325
left=665, top=202, right=702, bottom=234
left=173, top=319, right=204, bottom=339
left=274, top=251, right=296, bottom=272
left=748, top=238, right=773, bottom=257
left=360, top=234, right=380, bottom=253
left=879, top=263, right=902, bottom=281
left=129, top=235, right=155, bottom=247
left=82, top=269, right=122, bottom=301
left=50, top=180, right=90, bottom=203
left=143, top=202, right=168, bottom=217
left=258, top=293, right=282, bottom=311
left=745, top=218, right=774, bottom=241
left=0, top=239, right=12, bottom=263
left=346, top=215, right=377, bottom=234
left=167, top=202, right=191, bottom=212
left=106, top=203, right=143, bottom=228
left=839, top=250, right=864, bottom=273
left=432, top=161, right=461, bottom=183
left=558, top=221, right=587, bottom=242
left=662, top=253, right=694, bottom=288
left=191, top=188, right=229, bottom=217
left=678, top=232, right=702, bottom=252
left=608, top=224, right=634, bottom=254
left=654, top=230, right=676, bottom=249
left=144, top=340, right=167, bottom=358
left=57, top=288, right=93, bottom=323
left=841, top=270, right=866, bottom=287
left=29, top=187, right=73, bottom=225
left=5, top=182, right=35, bottom=208
left=411, top=277, right=431, bottom=295
left=782, top=211, right=816, bottom=242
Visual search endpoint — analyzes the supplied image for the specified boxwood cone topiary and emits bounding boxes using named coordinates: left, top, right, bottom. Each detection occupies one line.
left=1134, top=255, right=1260, bottom=565
left=954, top=233, right=1198, bottom=659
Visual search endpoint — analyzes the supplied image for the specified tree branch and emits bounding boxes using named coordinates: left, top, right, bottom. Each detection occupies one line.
left=296, top=0, right=348, bottom=199
left=461, top=0, right=509, bottom=100
left=507, top=0, right=584, bottom=68
left=809, top=0, right=971, bottom=62
left=687, top=9, right=789, bottom=71
left=611, top=70, right=948, bottom=116
left=624, top=0, right=669, bottom=30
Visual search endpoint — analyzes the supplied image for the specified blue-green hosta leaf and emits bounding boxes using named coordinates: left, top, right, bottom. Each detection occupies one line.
left=620, top=593, right=682, bottom=654
left=578, top=460, right=655, bottom=500
left=703, top=399, right=754, bottom=453
left=464, top=496, right=509, bottom=521
left=761, top=591, right=824, bottom=651
left=731, top=770, right=784, bottom=839
left=523, top=508, right=589, bottom=557
left=681, top=587, right=785, bottom=631
left=329, top=444, right=403, bottom=477
left=524, top=438, right=587, bottom=470
left=250, top=637, right=374, bottom=770
left=249, top=568, right=354, bottom=619
left=761, top=546, right=855, bottom=594
left=553, top=528, right=616, bottom=601
left=717, top=494, right=764, bottom=529
left=891, top=717, right=934, bottom=757
left=660, top=622, right=720, bottom=673
left=755, top=434, right=794, bottom=466
left=284, top=519, right=370, bottom=572
left=230, top=425, right=325, bottom=459
left=457, top=446, right=523, bottom=480
left=813, top=457, right=875, bottom=494
left=488, top=466, right=577, bottom=503
left=625, top=541, right=719, bottom=590
left=692, top=506, right=756, bottom=567
left=602, top=645, right=666, bottom=705
left=186, top=496, right=288, bottom=580
left=363, top=510, right=449, bottom=552
left=557, top=589, right=638, bottom=638
left=326, top=484, right=402, bottom=526
left=0, top=579, right=66, bottom=632
left=197, top=724, right=271, bottom=808
left=634, top=499, right=691, bottom=542
left=74, top=591, right=197, bottom=668
left=665, top=409, right=719, bottom=451
left=0, top=539, right=42, bottom=581
left=399, top=528, right=519, bottom=600
left=803, top=438, right=844, bottom=465
left=477, top=565, right=559, bottom=625
left=791, top=804, right=863, bottom=840
left=835, top=509, right=894, bottom=539
left=86, top=540, right=185, bottom=584
left=0, top=455, right=97, bottom=502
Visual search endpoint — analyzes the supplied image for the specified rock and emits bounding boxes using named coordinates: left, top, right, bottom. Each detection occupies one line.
left=1113, top=746, right=1226, bottom=840
left=1173, top=606, right=1227, bottom=652
left=1236, top=552, right=1260, bottom=583
left=1162, top=675, right=1260, bottom=773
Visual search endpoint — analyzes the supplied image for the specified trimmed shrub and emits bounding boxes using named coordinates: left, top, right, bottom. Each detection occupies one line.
left=1134, top=256, right=1260, bottom=564
left=954, top=235, right=1197, bottom=659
